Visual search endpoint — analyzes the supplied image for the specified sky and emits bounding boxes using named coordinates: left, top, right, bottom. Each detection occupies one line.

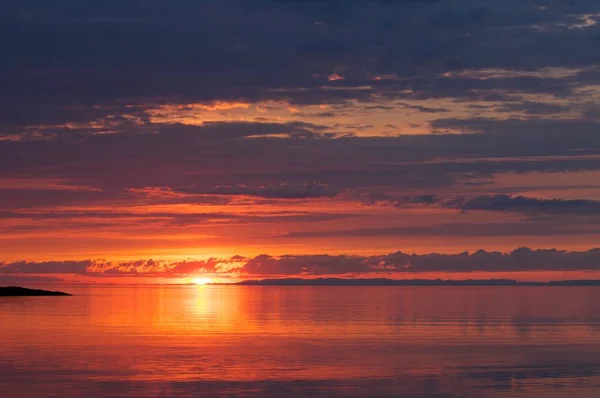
left=1, top=0, right=600, bottom=283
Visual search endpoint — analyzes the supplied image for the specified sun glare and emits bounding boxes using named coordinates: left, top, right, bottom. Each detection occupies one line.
left=192, top=277, right=212, bottom=285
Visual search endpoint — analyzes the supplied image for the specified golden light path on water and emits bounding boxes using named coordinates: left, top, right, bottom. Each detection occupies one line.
left=1, top=285, right=600, bottom=397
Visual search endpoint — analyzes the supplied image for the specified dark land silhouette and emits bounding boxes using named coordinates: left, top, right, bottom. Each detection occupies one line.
left=232, top=278, right=600, bottom=286
left=0, top=286, right=71, bottom=296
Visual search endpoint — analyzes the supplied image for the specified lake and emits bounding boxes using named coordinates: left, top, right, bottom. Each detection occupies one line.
left=1, top=285, right=600, bottom=397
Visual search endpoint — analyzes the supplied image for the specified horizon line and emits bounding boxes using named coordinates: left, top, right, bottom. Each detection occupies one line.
left=7, top=278, right=600, bottom=287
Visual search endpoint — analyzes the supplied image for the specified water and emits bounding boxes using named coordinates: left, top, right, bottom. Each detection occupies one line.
left=1, top=285, right=600, bottom=397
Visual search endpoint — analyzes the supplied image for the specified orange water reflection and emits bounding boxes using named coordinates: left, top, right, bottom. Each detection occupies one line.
left=1, top=286, right=600, bottom=397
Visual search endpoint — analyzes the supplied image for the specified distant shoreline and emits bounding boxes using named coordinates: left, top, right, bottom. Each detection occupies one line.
left=221, top=278, right=600, bottom=286
left=4, top=280, right=600, bottom=288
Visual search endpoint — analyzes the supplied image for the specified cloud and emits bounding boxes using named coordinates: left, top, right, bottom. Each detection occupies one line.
left=3, top=120, right=598, bottom=188
left=2, top=247, right=600, bottom=276
left=4, top=119, right=600, bottom=214
left=410, top=194, right=600, bottom=216
left=0, top=209, right=356, bottom=227
left=2, top=0, right=599, bottom=127
left=242, top=254, right=370, bottom=275
left=496, top=101, right=570, bottom=115
left=240, top=248, right=600, bottom=275
left=284, top=221, right=598, bottom=238
left=0, top=260, right=94, bottom=275
left=431, top=118, right=600, bottom=139
left=1, top=0, right=600, bottom=261
left=177, top=183, right=340, bottom=199
left=398, top=102, right=449, bottom=113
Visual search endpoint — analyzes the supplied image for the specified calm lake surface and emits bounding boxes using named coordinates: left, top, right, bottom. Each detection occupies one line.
left=1, top=285, right=600, bottom=397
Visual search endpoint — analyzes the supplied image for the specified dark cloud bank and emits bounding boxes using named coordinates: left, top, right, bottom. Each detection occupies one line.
left=1, top=0, right=599, bottom=196
left=2, top=248, right=600, bottom=277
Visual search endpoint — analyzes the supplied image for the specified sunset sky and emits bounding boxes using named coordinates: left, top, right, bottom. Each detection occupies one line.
left=2, top=0, right=600, bottom=283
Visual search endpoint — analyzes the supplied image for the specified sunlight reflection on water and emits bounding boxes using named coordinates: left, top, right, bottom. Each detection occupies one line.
left=1, top=285, right=600, bottom=397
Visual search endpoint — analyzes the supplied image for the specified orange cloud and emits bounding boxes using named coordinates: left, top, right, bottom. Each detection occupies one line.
left=328, top=73, right=346, bottom=81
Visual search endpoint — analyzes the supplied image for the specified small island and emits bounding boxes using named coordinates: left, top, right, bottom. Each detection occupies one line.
left=0, top=286, right=71, bottom=296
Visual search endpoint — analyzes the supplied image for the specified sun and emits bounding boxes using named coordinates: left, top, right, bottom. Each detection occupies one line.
left=192, top=277, right=212, bottom=285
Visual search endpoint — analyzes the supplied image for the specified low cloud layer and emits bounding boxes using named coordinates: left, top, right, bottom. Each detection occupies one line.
left=2, top=248, right=600, bottom=278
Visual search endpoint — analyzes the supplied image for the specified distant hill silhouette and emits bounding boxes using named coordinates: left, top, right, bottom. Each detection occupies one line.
left=0, top=286, right=71, bottom=296
left=232, top=278, right=600, bottom=286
